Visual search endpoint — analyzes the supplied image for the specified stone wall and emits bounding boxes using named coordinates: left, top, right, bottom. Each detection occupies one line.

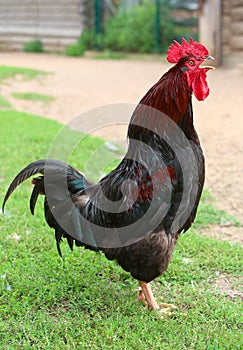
left=200, top=0, right=243, bottom=66
left=222, top=0, right=243, bottom=66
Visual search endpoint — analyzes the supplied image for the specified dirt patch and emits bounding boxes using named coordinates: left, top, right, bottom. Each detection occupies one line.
left=200, top=225, right=243, bottom=245
left=210, top=273, right=243, bottom=299
left=0, top=52, right=242, bottom=243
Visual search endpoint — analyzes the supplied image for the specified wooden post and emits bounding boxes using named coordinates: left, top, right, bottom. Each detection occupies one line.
left=199, top=0, right=222, bottom=66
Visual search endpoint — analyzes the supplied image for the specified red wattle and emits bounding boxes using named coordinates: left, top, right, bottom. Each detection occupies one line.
left=191, top=69, right=210, bottom=101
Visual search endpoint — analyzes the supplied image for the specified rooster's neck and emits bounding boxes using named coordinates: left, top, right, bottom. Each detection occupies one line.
left=128, top=67, right=197, bottom=142
left=141, top=68, right=191, bottom=125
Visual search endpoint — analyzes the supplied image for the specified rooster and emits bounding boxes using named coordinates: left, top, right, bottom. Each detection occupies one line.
left=2, top=38, right=214, bottom=312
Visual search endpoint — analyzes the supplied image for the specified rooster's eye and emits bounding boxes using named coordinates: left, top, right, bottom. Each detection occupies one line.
left=188, top=60, right=195, bottom=66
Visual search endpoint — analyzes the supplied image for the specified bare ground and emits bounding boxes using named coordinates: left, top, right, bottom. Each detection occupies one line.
left=0, top=52, right=242, bottom=244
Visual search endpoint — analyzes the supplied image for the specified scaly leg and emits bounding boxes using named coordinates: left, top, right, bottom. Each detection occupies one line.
left=137, top=288, right=146, bottom=301
left=138, top=281, right=177, bottom=314
left=139, top=281, right=159, bottom=310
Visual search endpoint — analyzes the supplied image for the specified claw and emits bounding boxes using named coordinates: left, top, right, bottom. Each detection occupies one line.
left=159, top=303, right=177, bottom=309
left=156, top=303, right=178, bottom=318
left=135, top=287, right=146, bottom=301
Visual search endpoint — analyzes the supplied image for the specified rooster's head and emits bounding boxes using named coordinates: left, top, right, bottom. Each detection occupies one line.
left=167, top=37, right=215, bottom=101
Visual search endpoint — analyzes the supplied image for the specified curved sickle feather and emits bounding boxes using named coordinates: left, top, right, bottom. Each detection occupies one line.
left=2, top=159, right=84, bottom=212
left=2, top=160, right=46, bottom=212
left=29, top=177, right=44, bottom=215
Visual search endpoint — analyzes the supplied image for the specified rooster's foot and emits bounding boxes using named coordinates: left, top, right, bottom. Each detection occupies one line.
left=157, top=303, right=177, bottom=316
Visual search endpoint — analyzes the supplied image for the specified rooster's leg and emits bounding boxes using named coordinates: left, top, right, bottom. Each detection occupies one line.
left=137, top=287, right=146, bottom=301
left=138, top=281, right=177, bottom=313
left=139, top=281, right=159, bottom=310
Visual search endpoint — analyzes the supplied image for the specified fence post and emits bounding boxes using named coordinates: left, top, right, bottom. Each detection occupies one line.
left=94, top=0, right=104, bottom=49
left=155, top=0, right=161, bottom=53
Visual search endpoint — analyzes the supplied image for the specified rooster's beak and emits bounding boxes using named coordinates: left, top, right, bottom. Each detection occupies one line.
left=205, top=55, right=215, bottom=60
left=202, top=55, right=215, bottom=70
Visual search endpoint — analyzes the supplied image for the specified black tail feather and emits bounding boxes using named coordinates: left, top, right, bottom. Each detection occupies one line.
left=55, top=226, right=64, bottom=258
left=2, top=158, right=98, bottom=256
left=2, top=159, right=86, bottom=212
left=66, top=235, right=74, bottom=252
left=30, top=176, right=44, bottom=215
left=2, top=160, right=46, bottom=212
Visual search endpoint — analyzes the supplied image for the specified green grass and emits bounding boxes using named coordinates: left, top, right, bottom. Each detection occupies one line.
left=23, top=39, right=44, bottom=53
left=0, top=95, right=11, bottom=108
left=0, top=111, right=242, bottom=349
left=194, top=189, right=241, bottom=228
left=64, top=43, right=86, bottom=57
left=93, top=49, right=127, bottom=60
left=11, top=92, right=55, bottom=104
left=0, top=65, right=48, bottom=83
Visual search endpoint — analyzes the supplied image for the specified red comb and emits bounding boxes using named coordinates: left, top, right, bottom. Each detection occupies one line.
left=167, top=37, right=209, bottom=63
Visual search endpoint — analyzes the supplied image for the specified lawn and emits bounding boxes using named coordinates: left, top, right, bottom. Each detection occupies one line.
left=0, top=64, right=51, bottom=113
left=0, top=95, right=11, bottom=108
left=11, top=92, right=55, bottom=104
left=0, top=110, right=242, bottom=350
left=0, top=65, right=47, bottom=83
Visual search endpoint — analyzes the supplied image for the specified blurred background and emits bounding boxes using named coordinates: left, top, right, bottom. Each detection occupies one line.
left=0, top=0, right=242, bottom=67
